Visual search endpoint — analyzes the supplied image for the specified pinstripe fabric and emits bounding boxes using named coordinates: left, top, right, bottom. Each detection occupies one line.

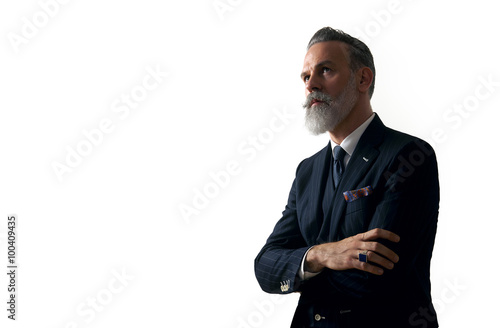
left=254, top=114, right=440, bottom=327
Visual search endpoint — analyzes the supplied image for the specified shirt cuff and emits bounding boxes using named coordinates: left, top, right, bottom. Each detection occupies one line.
left=298, top=246, right=323, bottom=280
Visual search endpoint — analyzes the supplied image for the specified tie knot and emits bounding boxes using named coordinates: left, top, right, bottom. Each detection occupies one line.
left=334, top=146, right=346, bottom=162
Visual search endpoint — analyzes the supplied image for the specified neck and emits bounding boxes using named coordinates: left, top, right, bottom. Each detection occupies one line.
left=328, top=101, right=373, bottom=145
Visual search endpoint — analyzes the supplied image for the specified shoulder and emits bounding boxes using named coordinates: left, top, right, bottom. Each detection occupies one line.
left=380, top=126, right=436, bottom=161
left=295, top=143, right=330, bottom=176
left=364, top=114, right=435, bottom=160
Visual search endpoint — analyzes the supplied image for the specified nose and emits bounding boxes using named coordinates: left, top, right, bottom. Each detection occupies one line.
left=305, top=73, right=321, bottom=94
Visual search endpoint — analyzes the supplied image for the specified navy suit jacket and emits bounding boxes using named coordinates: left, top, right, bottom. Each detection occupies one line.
left=254, top=114, right=439, bottom=327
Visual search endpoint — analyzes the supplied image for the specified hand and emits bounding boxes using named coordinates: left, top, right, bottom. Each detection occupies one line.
left=305, top=228, right=400, bottom=275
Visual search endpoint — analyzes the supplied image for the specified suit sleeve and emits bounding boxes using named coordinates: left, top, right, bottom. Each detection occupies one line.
left=326, top=140, right=440, bottom=298
left=254, top=165, right=310, bottom=294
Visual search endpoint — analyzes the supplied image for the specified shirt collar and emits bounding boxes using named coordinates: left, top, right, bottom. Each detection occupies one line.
left=330, top=113, right=375, bottom=158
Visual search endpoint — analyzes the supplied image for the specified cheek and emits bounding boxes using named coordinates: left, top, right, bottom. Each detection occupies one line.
left=326, top=82, right=344, bottom=97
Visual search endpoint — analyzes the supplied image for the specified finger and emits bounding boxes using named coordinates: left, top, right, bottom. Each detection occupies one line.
left=363, top=251, right=395, bottom=270
left=359, top=228, right=400, bottom=243
left=351, top=255, right=384, bottom=275
left=361, top=241, right=399, bottom=264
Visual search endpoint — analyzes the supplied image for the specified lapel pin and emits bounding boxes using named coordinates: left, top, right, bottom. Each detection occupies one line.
left=363, top=157, right=369, bottom=162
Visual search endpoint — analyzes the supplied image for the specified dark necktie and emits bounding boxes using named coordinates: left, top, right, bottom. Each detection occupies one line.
left=333, top=146, right=347, bottom=188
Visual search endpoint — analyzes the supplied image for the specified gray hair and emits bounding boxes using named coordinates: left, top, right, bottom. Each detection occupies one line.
left=307, top=27, right=376, bottom=98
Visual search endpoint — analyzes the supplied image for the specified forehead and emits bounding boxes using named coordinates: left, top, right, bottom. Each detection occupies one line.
left=302, top=41, right=350, bottom=70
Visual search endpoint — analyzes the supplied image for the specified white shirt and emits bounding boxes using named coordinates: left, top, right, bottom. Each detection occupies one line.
left=299, top=113, right=376, bottom=280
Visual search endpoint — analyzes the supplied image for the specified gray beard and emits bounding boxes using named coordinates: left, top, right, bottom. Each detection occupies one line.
left=303, top=74, right=358, bottom=135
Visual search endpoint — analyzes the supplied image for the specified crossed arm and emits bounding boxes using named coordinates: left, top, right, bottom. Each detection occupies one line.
left=255, top=140, right=439, bottom=296
left=305, top=228, right=400, bottom=276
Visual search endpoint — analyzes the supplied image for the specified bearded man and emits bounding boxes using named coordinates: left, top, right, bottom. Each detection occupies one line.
left=254, top=27, right=440, bottom=328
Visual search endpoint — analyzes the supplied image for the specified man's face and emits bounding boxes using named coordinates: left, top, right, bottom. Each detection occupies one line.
left=301, top=41, right=359, bottom=135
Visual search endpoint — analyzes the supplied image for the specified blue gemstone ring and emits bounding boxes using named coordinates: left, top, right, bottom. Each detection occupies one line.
left=358, top=250, right=368, bottom=262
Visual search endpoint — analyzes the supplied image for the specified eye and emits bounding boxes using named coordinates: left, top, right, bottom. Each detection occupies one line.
left=322, top=67, right=331, bottom=73
left=303, top=76, right=310, bottom=82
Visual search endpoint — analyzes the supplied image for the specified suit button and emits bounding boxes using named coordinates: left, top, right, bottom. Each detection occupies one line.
left=314, top=314, right=322, bottom=321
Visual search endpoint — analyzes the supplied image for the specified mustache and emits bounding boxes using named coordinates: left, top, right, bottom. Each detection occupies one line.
left=302, top=91, right=333, bottom=109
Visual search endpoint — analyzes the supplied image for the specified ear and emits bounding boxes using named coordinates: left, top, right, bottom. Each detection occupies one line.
left=357, top=67, right=374, bottom=94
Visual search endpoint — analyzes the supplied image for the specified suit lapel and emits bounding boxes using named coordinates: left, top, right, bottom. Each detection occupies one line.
left=304, top=143, right=332, bottom=245
left=328, top=114, right=387, bottom=241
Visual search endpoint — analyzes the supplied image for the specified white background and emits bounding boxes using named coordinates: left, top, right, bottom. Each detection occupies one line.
left=1, top=0, right=499, bottom=327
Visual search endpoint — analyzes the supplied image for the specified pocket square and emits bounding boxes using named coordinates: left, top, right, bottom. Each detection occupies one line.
left=343, top=186, right=373, bottom=203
